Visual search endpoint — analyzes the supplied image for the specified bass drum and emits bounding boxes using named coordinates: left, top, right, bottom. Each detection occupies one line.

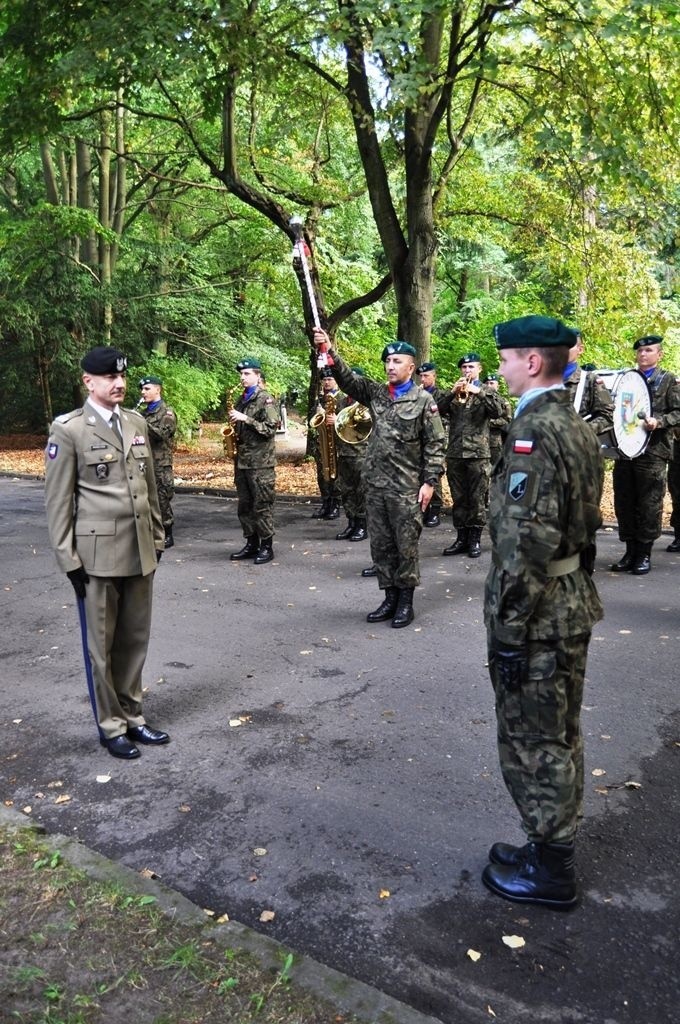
left=596, top=369, right=652, bottom=459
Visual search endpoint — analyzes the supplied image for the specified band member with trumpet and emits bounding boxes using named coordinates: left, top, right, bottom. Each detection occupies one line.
left=312, top=327, right=446, bottom=628
left=610, top=334, right=680, bottom=575
left=437, top=352, right=505, bottom=558
left=563, top=328, right=613, bottom=434
left=309, top=369, right=341, bottom=521
left=138, top=374, right=177, bottom=549
left=333, top=368, right=370, bottom=543
left=417, top=361, right=447, bottom=527
left=228, top=357, right=279, bottom=565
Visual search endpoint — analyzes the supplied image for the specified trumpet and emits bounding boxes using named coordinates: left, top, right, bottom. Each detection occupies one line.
left=221, top=387, right=238, bottom=461
left=335, top=402, right=372, bottom=444
left=453, top=377, right=473, bottom=405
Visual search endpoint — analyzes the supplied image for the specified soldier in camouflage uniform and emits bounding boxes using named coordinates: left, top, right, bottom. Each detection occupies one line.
left=665, top=428, right=680, bottom=551
left=228, top=358, right=279, bottom=565
left=313, top=328, right=446, bottom=628
left=562, top=329, right=613, bottom=435
left=417, top=362, right=447, bottom=527
left=484, top=374, right=512, bottom=467
left=610, top=335, right=680, bottom=575
left=437, top=353, right=505, bottom=558
left=138, top=375, right=177, bottom=548
left=482, top=315, right=604, bottom=909
left=331, top=368, right=369, bottom=543
left=310, top=370, right=342, bottom=521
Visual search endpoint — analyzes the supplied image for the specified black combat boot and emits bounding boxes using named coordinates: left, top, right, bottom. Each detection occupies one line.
left=254, top=536, right=274, bottom=565
left=230, top=535, right=259, bottom=561
left=361, top=565, right=378, bottom=578
left=488, top=841, right=530, bottom=867
left=366, top=587, right=399, bottom=622
left=324, top=500, right=340, bottom=520
left=467, top=526, right=482, bottom=558
left=335, top=519, right=355, bottom=540
left=164, top=527, right=174, bottom=549
left=311, top=498, right=330, bottom=519
left=423, top=508, right=440, bottom=528
left=482, top=841, right=578, bottom=909
left=610, top=540, right=634, bottom=572
left=666, top=533, right=680, bottom=552
left=349, top=517, right=367, bottom=541
left=443, top=528, right=469, bottom=556
left=631, top=541, right=652, bottom=575
left=391, top=587, right=414, bottom=628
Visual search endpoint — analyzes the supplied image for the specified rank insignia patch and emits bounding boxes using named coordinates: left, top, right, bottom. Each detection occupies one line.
left=509, top=472, right=529, bottom=501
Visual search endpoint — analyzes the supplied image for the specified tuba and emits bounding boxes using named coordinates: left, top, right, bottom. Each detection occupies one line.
left=221, top=387, right=238, bottom=461
left=335, top=401, right=373, bottom=444
left=309, top=392, right=338, bottom=481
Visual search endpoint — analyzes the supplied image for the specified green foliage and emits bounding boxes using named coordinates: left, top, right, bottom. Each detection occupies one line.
left=127, top=355, right=223, bottom=440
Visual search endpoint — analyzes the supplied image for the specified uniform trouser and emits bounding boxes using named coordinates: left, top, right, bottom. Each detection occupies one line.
left=235, top=466, right=275, bottom=540
left=447, top=457, right=490, bottom=528
left=83, top=573, right=154, bottom=739
left=487, top=633, right=590, bottom=844
left=336, top=456, right=365, bottom=519
left=316, top=461, right=340, bottom=503
left=366, top=490, right=423, bottom=590
left=155, top=468, right=175, bottom=528
left=667, top=455, right=680, bottom=534
left=612, top=454, right=667, bottom=543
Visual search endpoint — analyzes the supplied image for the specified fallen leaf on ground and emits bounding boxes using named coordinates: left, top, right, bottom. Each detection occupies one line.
left=624, top=781, right=642, bottom=789
left=502, top=934, right=525, bottom=949
left=216, top=913, right=229, bottom=923
left=179, top=804, right=191, bottom=812
left=259, top=910, right=275, bottom=922
left=591, top=768, right=606, bottom=777
left=467, top=948, right=482, bottom=962
left=228, top=719, right=242, bottom=727
left=47, top=780, right=63, bottom=788
left=139, top=868, right=159, bottom=879
left=253, top=847, right=267, bottom=856
left=96, top=774, right=111, bottom=784
left=378, top=889, right=390, bottom=899
left=54, top=794, right=71, bottom=804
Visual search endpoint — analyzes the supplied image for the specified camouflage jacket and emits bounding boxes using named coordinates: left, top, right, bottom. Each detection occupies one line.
left=563, top=367, right=613, bottom=435
left=234, top=387, right=278, bottom=469
left=329, top=352, right=446, bottom=493
left=437, top=385, right=506, bottom=460
left=641, top=367, right=680, bottom=461
left=484, top=389, right=604, bottom=646
left=140, top=399, right=176, bottom=468
left=489, top=396, right=513, bottom=443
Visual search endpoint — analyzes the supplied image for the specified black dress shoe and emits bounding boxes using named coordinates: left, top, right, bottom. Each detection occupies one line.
left=423, top=513, right=440, bottom=528
left=127, top=724, right=170, bottom=745
left=361, top=565, right=378, bottom=577
left=666, top=536, right=680, bottom=552
left=100, top=734, right=140, bottom=759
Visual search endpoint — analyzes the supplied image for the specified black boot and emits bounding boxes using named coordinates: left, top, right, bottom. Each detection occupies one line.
left=610, top=540, right=634, bottom=572
left=482, top=841, right=578, bottom=909
left=336, top=519, right=355, bottom=540
left=164, top=527, right=174, bottom=549
left=349, top=517, right=367, bottom=542
left=230, top=536, right=259, bottom=561
left=324, top=501, right=340, bottom=520
left=443, top=528, right=469, bottom=556
left=391, top=587, right=414, bottom=628
left=423, top=508, right=440, bottom=528
left=666, top=534, right=680, bottom=552
left=631, top=542, right=652, bottom=575
left=254, top=537, right=274, bottom=565
left=361, top=565, right=378, bottom=578
left=488, top=841, right=530, bottom=867
left=311, top=498, right=329, bottom=519
left=366, top=587, right=399, bottom=622
left=467, top=526, right=482, bottom=558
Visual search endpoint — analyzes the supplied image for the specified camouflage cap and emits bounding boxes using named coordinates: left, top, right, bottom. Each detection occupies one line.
left=457, top=352, right=482, bottom=367
left=80, top=346, right=127, bottom=375
left=381, top=341, right=417, bottom=360
left=236, top=357, right=262, bottom=371
left=493, top=315, right=573, bottom=349
left=139, top=374, right=163, bottom=387
left=416, top=361, right=437, bottom=373
left=633, top=334, right=663, bottom=350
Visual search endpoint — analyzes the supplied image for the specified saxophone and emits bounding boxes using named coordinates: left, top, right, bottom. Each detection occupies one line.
left=221, top=387, right=238, bottom=461
left=309, top=392, right=338, bottom=481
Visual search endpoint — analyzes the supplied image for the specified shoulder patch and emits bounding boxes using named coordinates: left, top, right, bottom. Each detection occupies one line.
left=429, top=403, right=439, bottom=415
left=513, top=439, right=534, bottom=454
left=508, top=472, right=529, bottom=501
left=265, top=397, right=274, bottom=405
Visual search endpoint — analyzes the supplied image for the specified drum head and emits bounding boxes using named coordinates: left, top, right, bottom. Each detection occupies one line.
left=612, top=370, right=652, bottom=458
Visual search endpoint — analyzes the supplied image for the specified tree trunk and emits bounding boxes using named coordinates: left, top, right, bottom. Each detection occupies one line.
left=76, top=138, right=98, bottom=268
left=99, top=111, right=113, bottom=340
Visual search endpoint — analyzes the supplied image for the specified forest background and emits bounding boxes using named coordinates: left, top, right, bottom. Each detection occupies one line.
left=0, top=0, right=679, bottom=440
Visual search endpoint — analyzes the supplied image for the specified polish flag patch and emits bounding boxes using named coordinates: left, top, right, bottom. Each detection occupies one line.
left=513, top=439, right=534, bottom=454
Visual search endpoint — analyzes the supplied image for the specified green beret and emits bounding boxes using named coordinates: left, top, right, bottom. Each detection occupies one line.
left=484, top=373, right=499, bottom=383
left=319, top=367, right=336, bottom=379
left=457, top=352, right=481, bottom=367
left=139, top=374, right=163, bottom=387
left=493, top=315, right=573, bottom=349
left=236, top=357, right=262, bottom=371
left=381, top=341, right=416, bottom=360
left=80, top=346, right=127, bottom=375
left=349, top=366, right=365, bottom=376
left=633, top=334, right=663, bottom=350
left=416, top=361, right=437, bottom=374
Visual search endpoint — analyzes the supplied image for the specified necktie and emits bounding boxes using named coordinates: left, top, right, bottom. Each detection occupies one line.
left=110, top=411, right=122, bottom=439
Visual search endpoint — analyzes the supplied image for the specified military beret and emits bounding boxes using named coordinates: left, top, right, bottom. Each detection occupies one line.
left=567, top=326, right=582, bottom=341
left=381, top=341, right=417, bottom=360
left=236, top=357, right=262, bottom=371
left=349, top=366, right=365, bottom=376
left=633, top=334, right=663, bottom=350
left=80, top=346, right=127, bottom=375
left=581, top=362, right=597, bottom=372
left=416, top=361, right=437, bottom=374
left=493, top=315, right=573, bottom=349
left=139, top=374, right=163, bottom=387
left=484, top=373, right=499, bottom=383
left=319, top=367, right=336, bottom=379
left=457, top=352, right=482, bottom=367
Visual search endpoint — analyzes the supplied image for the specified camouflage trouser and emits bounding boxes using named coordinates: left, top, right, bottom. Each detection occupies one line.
left=336, top=456, right=365, bottom=519
left=613, top=454, right=667, bottom=543
left=487, top=633, right=591, bottom=844
left=446, top=457, right=490, bottom=528
left=235, top=467, right=275, bottom=540
left=366, top=490, right=422, bottom=590
left=154, top=465, right=175, bottom=528
left=667, top=454, right=680, bottom=533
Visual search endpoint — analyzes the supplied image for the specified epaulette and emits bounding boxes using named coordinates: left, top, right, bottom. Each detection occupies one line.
left=124, top=408, right=146, bottom=422
left=54, top=408, right=84, bottom=424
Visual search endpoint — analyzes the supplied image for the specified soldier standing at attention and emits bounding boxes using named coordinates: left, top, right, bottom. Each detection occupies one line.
left=44, top=346, right=169, bottom=760
left=312, top=327, right=445, bottom=628
left=484, top=373, right=512, bottom=467
left=437, top=353, right=505, bottom=558
left=228, top=358, right=279, bottom=565
left=610, top=335, right=680, bottom=575
left=562, top=328, right=613, bottom=435
left=417, top=361, right=447, bottom=527
left=333, top=368, right=369, bottom=543
left=482, top=315, right=603, bottom=908
left=138, top=375, right=177, bottom=548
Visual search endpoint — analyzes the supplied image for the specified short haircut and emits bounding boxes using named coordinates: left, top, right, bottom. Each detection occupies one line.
left=534, top=346, right=569, bottom=377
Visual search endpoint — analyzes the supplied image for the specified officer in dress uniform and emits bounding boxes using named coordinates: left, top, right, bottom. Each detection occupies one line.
left=610, top=335, right=680, bottom=575
left=44, top=346, right=169, bottom=760
left=312, top=328, right=446, bottom=628
left=482, top=315, right=604, bottom=908
left=228, top=358, right=279, bottom=565
left=417, top=361, right=447, bottom=527
left=138, top=375, right=177, bottom=548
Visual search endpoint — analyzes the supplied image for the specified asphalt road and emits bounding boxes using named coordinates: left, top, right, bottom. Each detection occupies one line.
left=1, top=477, right=678, bottom=1024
